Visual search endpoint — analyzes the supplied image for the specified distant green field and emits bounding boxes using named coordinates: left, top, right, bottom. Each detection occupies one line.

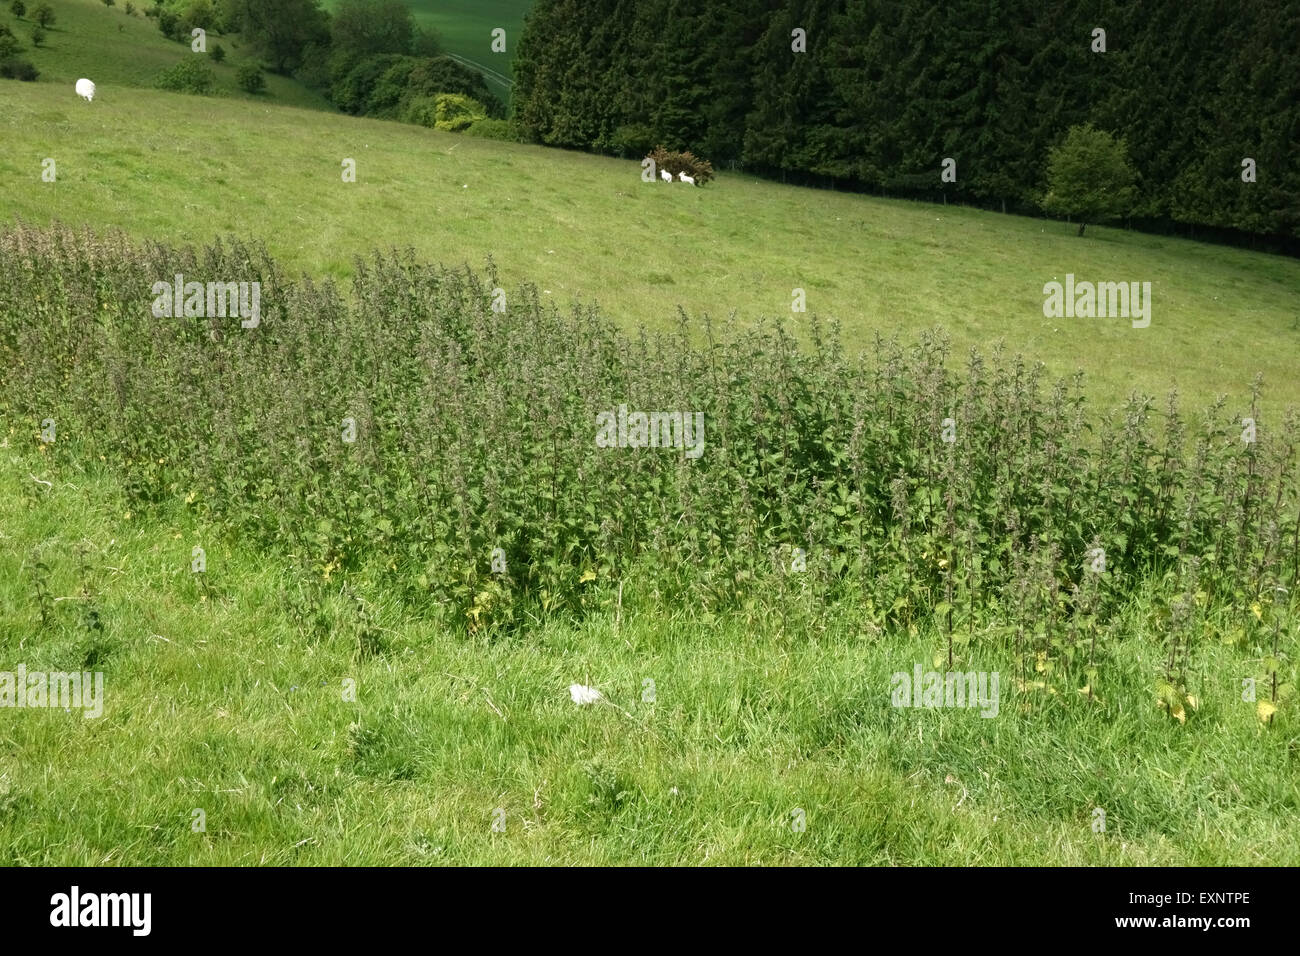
left=4, top=80, right=1298, bottom=421
left=321, top=0, right=531, bottom=104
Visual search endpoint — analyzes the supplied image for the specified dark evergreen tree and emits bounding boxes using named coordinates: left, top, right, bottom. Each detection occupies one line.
left=510, top=0, right=1300, bottom=241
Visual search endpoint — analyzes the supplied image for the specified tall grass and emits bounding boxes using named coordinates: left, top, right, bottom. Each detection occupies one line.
left=1, top=221, right=1295, bottom=715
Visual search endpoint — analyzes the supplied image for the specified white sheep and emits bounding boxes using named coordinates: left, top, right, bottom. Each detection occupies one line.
left=678, top=172, right=695, bottom=185
left=660, top=169, right=672, bottom=182
left=75, top=79, right=96, bottom=102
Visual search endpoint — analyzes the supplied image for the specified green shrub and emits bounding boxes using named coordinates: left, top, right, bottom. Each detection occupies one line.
left=32, top=2, right=52, bottom=27
left=404, top=56, right=501, bottom=116
left=156, top=10, right=179, bottom=39
left=607, top=124, right=657, bottom=158
left=236, top=64, right=264, bottom=94
left=154, top=57, right=214, bottom=94
left=0, top=55, right=37, bottom=79
left=0, top=33, right=19, bottom=60
left=209, top=42, right=224, bottom=63
left=10, top=1, right=26, bottom=19
left=330, top=52, right=407, bottom=114
left=1040, top=124, right=1137, bottom=237
left=364, top=56, right=418, bottom=117
left=29, top=25, right=42, bottom=46
left=404, top=92, right=486, bottom=132
left=463, top=117, right=514, bottom=141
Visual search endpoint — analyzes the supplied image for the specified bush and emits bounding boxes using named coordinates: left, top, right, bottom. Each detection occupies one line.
left=403, top=93, right=486, bottom=132
left=125, top=2, right=135, bottom=14
left=154, top=57, right=214, bottom=94
left=364, top=56, right=418, bottom=117
left=29, top=25, right=43, bottom=47
left=647, top=145, right=715, bottom=185
left=1040, top=124, right=1137, bottom=237
left=607, top=124, right=656, bottom=158
left=330, top=52, right=407, bottom=114
left=404, top=56, right=501, bottom=117
left=0, top=56, right=37, bottom=79
left=330, top=0, right=414, bottom=61
left=293, top=41, right=330, bottom=90
left=463, top=117, right=514, bottom=141
left=0, top=33, right=19, bottom=61
left=236, top=64, right=265, bottom=94
left=209, top=42, right=224, bottom=63
left=157, top=10, right=179, bottom=39
left=101, top=0, right=115, bottom=7
left=32, top=2, right=51, bottom=27
left=329, top=52, right=502, bottom=120
left=179, top=0, right=214, bottom=31
left=10, top=0, right=25, bottom=19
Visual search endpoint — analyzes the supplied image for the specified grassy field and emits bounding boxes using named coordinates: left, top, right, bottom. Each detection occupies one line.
left=1, top=0, right=333, bottom=109
left=1, top=2, right=1299, bottom=868
left=1, top=444, right=1294, bottom=865
left=2, top=80, right=1298, bottom=419
left=321, top=0, right=530, bottom=104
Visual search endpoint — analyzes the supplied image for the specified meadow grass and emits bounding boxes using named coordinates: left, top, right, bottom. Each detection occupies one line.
left=2, top=4, right=1298, bottom=867
left=1, top=0, right=333, bottom=109
left=1, top=442, right=1295, bottom=865
left=1, top=78, right=1298, bottom=418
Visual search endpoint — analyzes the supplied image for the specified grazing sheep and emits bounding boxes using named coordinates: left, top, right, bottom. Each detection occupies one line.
left=75, top=79, right=96, bottom=103
left=679, top=172, right=695, bottom=185
left=660, top=169, right=672, bottom=182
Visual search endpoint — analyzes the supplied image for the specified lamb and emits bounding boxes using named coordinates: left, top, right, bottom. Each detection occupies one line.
left=660, top=169, right=672, bottom=182
left=678, top=172, right=695, bottom=185
left=75, top=79, right=96, bottom=103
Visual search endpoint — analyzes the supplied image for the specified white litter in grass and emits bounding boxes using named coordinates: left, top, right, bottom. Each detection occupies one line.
left=569, top=684, right=602, bottom=705
left=75, top=79, right=96, bottom=102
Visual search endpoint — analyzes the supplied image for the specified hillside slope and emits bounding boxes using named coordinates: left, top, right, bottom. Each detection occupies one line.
left=0, top=0, right=332, bottom=109
left=1, top=81, right=1298, bottom=418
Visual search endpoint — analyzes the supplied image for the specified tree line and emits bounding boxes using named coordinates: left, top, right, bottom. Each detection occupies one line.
left=511, top=0, right=1300, bottom=246
left=142, top=0, right=504, bottom=126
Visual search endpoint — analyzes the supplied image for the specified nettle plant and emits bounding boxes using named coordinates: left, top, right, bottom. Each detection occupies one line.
left=0, top=223, right=1296, bottom=722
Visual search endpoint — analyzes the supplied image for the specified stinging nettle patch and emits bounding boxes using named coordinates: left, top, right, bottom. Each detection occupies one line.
left=150, top=274, right=261, bottom=328
left=595, top=405, right=705, bottom=458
